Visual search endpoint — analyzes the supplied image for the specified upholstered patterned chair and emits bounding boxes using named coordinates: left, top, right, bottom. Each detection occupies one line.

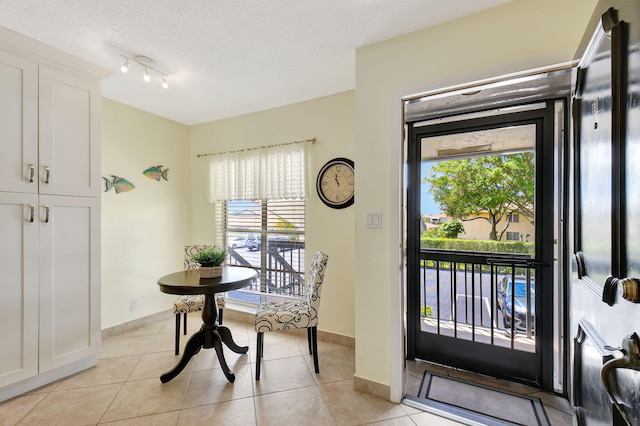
left=173, top=245, right=226, bottom=355
left=254, top=251, right=329, bottom=380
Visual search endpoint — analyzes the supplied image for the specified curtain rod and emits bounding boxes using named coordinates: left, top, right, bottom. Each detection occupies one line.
left=196, top=137, right=316, bottom=158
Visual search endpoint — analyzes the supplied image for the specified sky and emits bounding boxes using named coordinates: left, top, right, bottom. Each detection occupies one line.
left=421, top=162, right=440, bottom=215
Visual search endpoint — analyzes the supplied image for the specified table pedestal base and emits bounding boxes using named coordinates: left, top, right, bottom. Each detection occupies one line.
left=160, top=295, right=248, bottom=383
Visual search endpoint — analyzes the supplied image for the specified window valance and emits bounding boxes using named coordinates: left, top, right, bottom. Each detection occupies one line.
left=207, top=139, right=312, bottom=202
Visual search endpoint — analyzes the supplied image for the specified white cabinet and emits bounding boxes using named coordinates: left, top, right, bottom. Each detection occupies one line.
left=38, top=195, right=101, bottom=373
left=0, top=50, right=38, bottom=194
left=0, top=25, right=109, bottom=400
left=0, top=193, right=39, bottom=388
left=0, top=51, right=101, bottom=197
left=39, top=66, right=102, bottom=197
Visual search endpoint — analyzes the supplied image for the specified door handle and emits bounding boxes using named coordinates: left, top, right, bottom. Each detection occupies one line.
left=486, top=258, right=550, bottom=267
left=28, top=204, right=35, bottom=223
left=602, top=276, right=640, bottom=305
left=43, top=166, right=50, bottom=184
left=601, top=332, right=640, bottom=426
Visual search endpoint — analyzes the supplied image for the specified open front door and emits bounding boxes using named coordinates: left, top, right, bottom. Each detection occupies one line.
left=406, top=100, right=559, bottom=389
left=571, top=4, right=640, bottom=425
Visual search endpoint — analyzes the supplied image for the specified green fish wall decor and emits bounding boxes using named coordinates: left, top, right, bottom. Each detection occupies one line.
left=143, top=165, right=169, bottom=181
left=103, top=175, right=135, bottom=194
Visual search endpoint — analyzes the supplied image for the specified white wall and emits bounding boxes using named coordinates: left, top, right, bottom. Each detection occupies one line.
left=354, top=0, right=599, bottom=401
left=101, top=98, right=191, bottom=329
left=189, top=91, right=356, bottom=338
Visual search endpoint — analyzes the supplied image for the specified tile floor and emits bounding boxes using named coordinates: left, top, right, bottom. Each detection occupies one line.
left=0, top=312, right=573, bottom=425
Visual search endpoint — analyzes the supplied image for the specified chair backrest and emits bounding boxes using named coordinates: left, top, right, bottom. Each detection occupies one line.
left=306, top=251, right=329, bottom=313
left=184, top=244, right=215, bottom=270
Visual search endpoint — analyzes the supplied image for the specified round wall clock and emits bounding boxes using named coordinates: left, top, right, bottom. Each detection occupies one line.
left=316, top=157, right=355, bottom=209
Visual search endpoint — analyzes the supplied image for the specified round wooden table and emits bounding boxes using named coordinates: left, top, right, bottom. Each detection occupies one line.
left=157, top=266, right=257, bottom=383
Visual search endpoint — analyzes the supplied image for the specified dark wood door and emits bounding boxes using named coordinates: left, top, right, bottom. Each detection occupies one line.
left=572, top=4, right=640, bottom=425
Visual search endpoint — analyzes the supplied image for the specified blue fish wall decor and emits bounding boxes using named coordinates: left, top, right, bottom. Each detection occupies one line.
left=143, top=165, right=169, bottom=181
left=103, top=175, right=135, bottom=194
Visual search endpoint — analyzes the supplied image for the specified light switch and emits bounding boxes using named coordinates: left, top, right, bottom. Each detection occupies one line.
left=366, top=212, right=382, bottom=229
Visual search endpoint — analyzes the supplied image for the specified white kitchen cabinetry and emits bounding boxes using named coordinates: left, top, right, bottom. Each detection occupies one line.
left=0, top=49, right=38, bottom=194
left=0, top=26, right=109, bottom=401
left=0, top=193, right=39, bottom=388
left=38, top=195, right=101, bottom=373
left=38, top=66, right=103, bottom=197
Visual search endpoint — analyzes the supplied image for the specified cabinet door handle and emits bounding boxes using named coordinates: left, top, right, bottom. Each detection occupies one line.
left=43, top=205, right=50, bottom=223
left=43, top=166, right=50, bottom=184
left=28, top=164, right=35, bottom=183
left=28, top=204, right=35, bottom=223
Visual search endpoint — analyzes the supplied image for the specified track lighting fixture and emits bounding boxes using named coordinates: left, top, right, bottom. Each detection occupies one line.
left=119, top=54, right=169, bottom=89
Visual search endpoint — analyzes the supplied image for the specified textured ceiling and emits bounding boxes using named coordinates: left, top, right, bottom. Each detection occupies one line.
left=0, top=0, right=511, bottom=125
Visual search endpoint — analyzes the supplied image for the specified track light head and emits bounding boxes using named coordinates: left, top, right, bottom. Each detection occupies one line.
left=120, top=58, right=129, bottom=74
left=162, top=75, right=168, bottom=89
left=143, top=67, right=150, bottom=82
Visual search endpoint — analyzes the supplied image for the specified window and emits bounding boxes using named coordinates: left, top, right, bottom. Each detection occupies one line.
left=506, top=231, right=520, bottom=241
left=218, top=198, right=306, bottom=304
left=207, top=140, right=310, bottom=304
left=508, top=213, right=520, bottom=223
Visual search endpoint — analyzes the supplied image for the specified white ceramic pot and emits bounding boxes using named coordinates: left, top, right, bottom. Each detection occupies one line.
left=199, top=266, right=223, bottom=278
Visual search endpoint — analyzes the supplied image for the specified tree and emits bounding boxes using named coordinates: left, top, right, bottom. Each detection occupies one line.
left=424, top=153, right=534, bottom=241
left=439, top=219, right=465, bottom=239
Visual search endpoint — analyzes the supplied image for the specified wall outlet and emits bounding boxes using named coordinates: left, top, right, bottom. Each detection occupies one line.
left=130, top=298, right=138, bottom=311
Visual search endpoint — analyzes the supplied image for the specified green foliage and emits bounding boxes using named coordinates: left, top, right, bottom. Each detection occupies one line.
left=275, top=218, right=297, bottom=231
left=439, top=220, right=465, bottom=239
left=421, top=306, right=434, bottom=317
left=274, top=218, right=299, bottom=241
left=192, top=247, right=228, bottom=267
left=420, top=236, right=534, bottom=256
left=424, top=153, right=534, bottom=240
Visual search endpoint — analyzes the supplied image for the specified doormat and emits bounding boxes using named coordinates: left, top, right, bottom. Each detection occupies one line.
left=406, top=372, right=551, bottom=426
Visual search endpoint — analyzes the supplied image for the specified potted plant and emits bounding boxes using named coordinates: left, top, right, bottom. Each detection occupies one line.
left=192, top=247, right=227, bottom=278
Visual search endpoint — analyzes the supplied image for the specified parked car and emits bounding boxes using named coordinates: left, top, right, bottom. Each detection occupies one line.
left=267, top=235, right=291, bottom=252
left=245, top=235, right=295, bottom=252
left=227, top=236, right=245, bottom=249
left=496, top=276, right=536, bottom=332
left=246, top=235, right=261, bottom=251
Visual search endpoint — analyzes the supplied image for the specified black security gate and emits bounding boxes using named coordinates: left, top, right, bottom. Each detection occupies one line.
left=406, top=101, right=557, bottom=389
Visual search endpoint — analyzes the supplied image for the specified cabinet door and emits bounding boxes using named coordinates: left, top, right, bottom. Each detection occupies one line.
left=38, top=67, right=101, bottom=197
left=38, top=195, right=100, bottom=372
left=0, top=193, right=39, bottom=387
left=0, top=51, right=38, bottom=194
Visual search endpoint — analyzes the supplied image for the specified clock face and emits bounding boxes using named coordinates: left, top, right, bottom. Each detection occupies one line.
left=316, top=158, right=355, bottom=208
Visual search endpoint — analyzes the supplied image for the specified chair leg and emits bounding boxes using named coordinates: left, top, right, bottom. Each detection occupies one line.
left=218, top=308, right=224, bottom=325
left=256, top=332, right=263, bottom=380
left=311, top=326, right=319, bottom=374
left=175, top=313, right=181, bottom=356
left=307, top=327, right=313, bottom=354
left=183, top=312, right=188, bottom=335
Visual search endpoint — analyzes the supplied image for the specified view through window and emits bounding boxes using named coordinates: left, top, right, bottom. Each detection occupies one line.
left=221, top=199, right=305, bottom=304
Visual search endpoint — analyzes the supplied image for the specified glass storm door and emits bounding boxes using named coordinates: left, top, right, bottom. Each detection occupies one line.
left=406, top=101, right=557, bottom=389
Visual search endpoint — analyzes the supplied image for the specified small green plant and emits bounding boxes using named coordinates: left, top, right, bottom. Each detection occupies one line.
left=192, top=247, right=227, bottom=267
left=421, top=306, right=434, bottom=318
